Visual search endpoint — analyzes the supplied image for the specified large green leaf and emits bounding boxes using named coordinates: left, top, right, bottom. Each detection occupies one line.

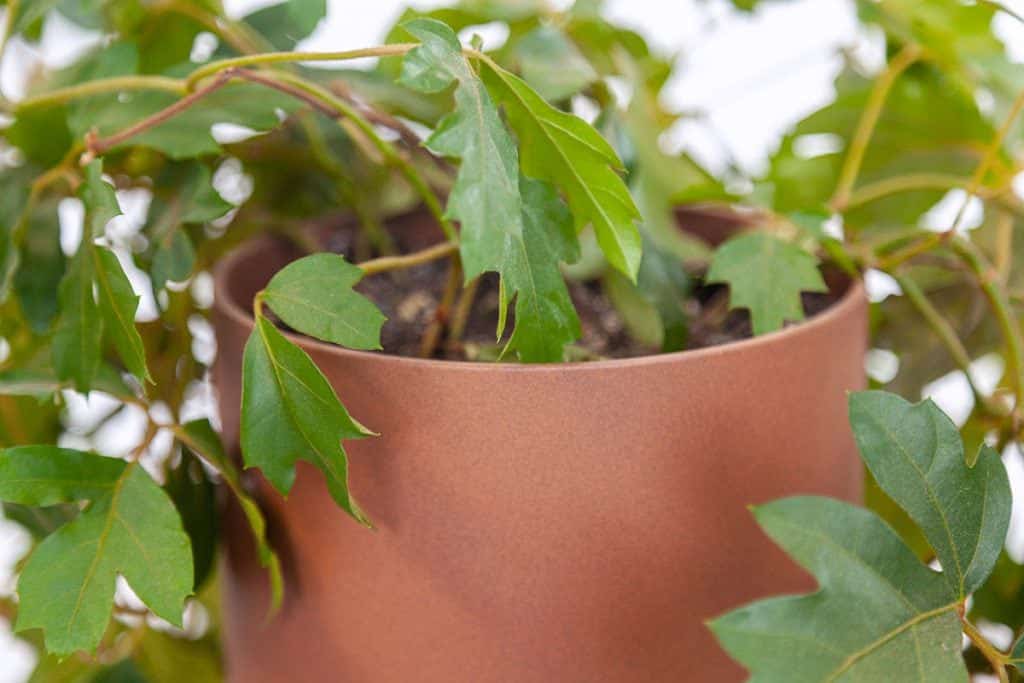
left=399, top=19, right=581, bottom=361
left=711, top=496, right=968, bottom=682
left=712, top=391, right=1012, bottom=681
left=241, top=316, right=373, bottom=525
left=262, top=253, right=386, bottom=350
left=480, top=56, right=642, bottom=280
left=849, top=392, right=1010, bottom=596
left=0, top=446, right=193, bottom=655
left=706, top=232, right=827, bottom=336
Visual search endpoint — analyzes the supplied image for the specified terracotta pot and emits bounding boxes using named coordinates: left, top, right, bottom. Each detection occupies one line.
left=211, top=230, right=868, bottom=682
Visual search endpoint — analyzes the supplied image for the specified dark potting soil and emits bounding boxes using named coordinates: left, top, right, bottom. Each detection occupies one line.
left=311, top=220, right=840, bottom=362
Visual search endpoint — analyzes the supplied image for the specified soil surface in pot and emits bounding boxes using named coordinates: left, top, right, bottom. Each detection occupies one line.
left=291, top=215, right=841, bottom=361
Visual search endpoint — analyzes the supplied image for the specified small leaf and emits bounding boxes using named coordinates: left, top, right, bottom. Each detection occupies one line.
left=0, top=447, right=193, bottom=655
left=243, top=0, right=327, bottom=50
left=480, top=57, right=642, bottom=280
left=849, top=391, right=1011, bottom=596
left=152, top=230, right=196, bottom=291
left=51, top=244, right=102, bottom=393
left=93, top=247, right=150, bottom=383
left=241, top=316, right=373, bottom=525
left=262, top=254, right=386, bottom=350
left=165, top=452, right=218, bottom=590
left=79, top=160, right=122, bottom=240
left=635, top=236, right=689, bottom=352
left=710, top=496, right=967, bottom=682
left=514, top=26, right=597, bottom=101
left=706, top=232, right=827, bottom=335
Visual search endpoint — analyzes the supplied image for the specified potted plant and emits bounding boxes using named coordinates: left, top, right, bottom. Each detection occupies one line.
left=0, top=0, right=1022, bottom=681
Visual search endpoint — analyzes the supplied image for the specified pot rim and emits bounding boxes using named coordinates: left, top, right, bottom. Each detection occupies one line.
left=213, top=236, right=867, bottom=374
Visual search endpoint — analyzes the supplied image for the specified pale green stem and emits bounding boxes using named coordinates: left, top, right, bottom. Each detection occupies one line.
left=185, top=44, right=417, bottom=90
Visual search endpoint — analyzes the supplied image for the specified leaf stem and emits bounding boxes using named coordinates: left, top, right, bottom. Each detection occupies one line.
left=357, top=241, right=457, bottom=276
left=949, top=235, right=1024, bottom=421
left=184, top=44, right=417, bottom=90
left=15, top=76, right=187, bottom=112
left=894, top=273, right=1000, bottom=417
left=830, top=43, right=922, bottom=211
left=82, top=70, right=235, bottom=162
left=265, top=70, right=455, bottom=241
left=420, top=259, right=462, bottom=358
left=948, top=87, right=1024, bottom=234
left=962, top=618, right=1010, bottom=683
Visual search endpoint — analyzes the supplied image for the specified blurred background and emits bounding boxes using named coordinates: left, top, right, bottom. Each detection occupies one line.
left=3, top=0, right=1024, bottom=679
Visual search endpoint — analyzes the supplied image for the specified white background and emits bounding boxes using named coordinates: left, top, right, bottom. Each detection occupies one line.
left=1, top=0, right=1023, bottom=679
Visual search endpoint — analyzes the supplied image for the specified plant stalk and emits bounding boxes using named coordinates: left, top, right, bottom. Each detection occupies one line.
left=358, top=242, right=457, bottom=276
left=830, top=43, right=922, bottom=211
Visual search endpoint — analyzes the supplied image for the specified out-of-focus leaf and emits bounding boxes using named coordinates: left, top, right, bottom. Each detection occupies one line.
left=262, top=253, right=386, bottom=350
left=180, top=419, right=283, bottom=611
left=13, top=206, right=65, bottom=334
left=165, top=452, right=218, bottom=590
left=243, top=0, right=327, bottom=50
left=513, top=25, right=596, bottom=101
left=706, top=232, right=826, bottom=335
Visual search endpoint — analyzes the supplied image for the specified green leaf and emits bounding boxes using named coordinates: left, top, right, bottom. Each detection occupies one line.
left=243, top=0, right=327, bottom=50
left=504, top=177, right=582, bottom=362
left=634, top=236, right=689, bottom=352
left=93, top=247, right=150, bottom=383
left=181, top=418, right=283, bottom=611
left=79, top=160, right=122, bottom=240
left=710, top=496, right=967, bottom=682
left=0, top=363, right=131, bottom=400
left=51, top=242, right=103, bottom=393
left=13, top=206, right=65, bottom=334
left=241, top=316, right=373, bottom=525
left=514, top=25, right=597, bottom=101
left=76, top=162, right=150, bottom=383
left=285, top=0, right=327, bottom=36
left=165, top=452, right=218, bottom=590
left=0, top=447, right=193, bottom=655
left=1010, top=633, right=1024, bottom=672
left=399, top=19, right=524, bottom=282
left=151, top=231, right=196, bottom=291
left=262, top=254, right=386, bottom=350
left=706, top=232, right=827, bottom=335
left=399, top=20, right=581, bottom=360
left=849, top=391, right=1011, bottom=596
left=148, top=164, right=230, bottom=291
left=480, top=57, right=642, bottom=280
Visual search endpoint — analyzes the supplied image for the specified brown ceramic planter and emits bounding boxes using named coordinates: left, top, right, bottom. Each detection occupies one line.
left=212, top=233, right=867, bottom=682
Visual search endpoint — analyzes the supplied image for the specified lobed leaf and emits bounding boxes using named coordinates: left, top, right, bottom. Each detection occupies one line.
left=849, top=391, right=1011, bottom=596
left=241, top=316, right=373, bottom=525
left=706, top=232, right=827, bottom=336
left=262, top=254, right=386, bottom=351
left=0, top=447, right=193, bottom=655
left=711, top=496, right=967, bottom=682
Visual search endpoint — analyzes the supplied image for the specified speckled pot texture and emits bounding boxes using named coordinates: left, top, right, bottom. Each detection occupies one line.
left=212, top=230, right=868, bottom=682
